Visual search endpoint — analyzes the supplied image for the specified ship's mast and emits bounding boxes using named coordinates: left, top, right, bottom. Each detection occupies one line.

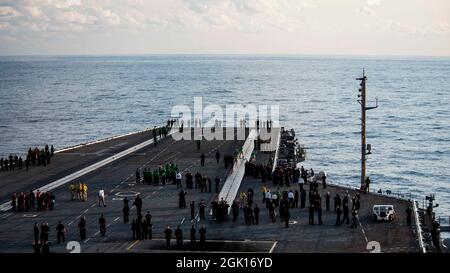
left=357, top=69, right=377, bottom=191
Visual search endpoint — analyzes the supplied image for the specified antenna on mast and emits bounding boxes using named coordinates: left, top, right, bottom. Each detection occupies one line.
left=356, top=69, right=378, bottom=192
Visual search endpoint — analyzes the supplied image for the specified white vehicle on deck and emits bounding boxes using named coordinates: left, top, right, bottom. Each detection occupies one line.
left=372, top=205, right=395, bottom=222
left=309, top=171, right=327, bottom=183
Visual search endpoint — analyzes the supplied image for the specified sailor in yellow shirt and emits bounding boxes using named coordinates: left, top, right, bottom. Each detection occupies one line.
left=82, top=183, right=88, bottom=201
left=78, top=183, right=83, bottom=200
left=239, top=191, right=247, bottom=208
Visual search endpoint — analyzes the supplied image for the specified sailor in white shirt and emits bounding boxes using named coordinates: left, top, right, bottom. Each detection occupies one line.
left=288, top=190, right=294, bottom=208
left=298, top=176, right=305, bottom=190
left=272, top=193, right=278, bottom=203
left=272, top=193, right=279, bottom=207
left=98, top=188, right=106, bottom=207
left=176, top=172, right=182, bottom=188
left=265, top=191, right=272, bottom=207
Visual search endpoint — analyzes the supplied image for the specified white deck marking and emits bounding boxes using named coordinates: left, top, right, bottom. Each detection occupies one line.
left=114, top=142, right=129, bottom=147
left=0, top=212, right=13, bottom=219
left=96, top=148, right=110, bottom=154
left=269, top=241, right=278, bottom=253
left=22, top=214, right=37, bottom=218
left=358, top=216, right=369, bottom=243
left=127, top=240, right=140, bottom=250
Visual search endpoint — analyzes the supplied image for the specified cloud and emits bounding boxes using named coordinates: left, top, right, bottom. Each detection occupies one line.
left=0, top=21, right=11, bottom=30
left=433, top=23, right=450, bottom=34
left=0, top=0, right=316, bottom=35
left=66, top=0, right=81, bottom=6
left=0, top=0, right=163, bottom=33
left=366, top=0, right=381, bottom=6
left=355, top=6, right=376, bottom=17
left=182, top=0, right=308, bottom=33
left=362, top=17, right=450, bottom=37
left=23, top=6, right=44, bottom=18
left=0, top=6, right=21, bottom=18
left=355, top=0, right=381, bottom=18
left=100, top=9, right=121, bottom=26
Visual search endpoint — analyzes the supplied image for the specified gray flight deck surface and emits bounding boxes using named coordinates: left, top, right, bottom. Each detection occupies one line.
left=0, top=127, right=421, bottom=253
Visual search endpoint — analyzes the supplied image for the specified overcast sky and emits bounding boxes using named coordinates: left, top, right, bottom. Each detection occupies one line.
left=0, top=0, right=449, bottom=56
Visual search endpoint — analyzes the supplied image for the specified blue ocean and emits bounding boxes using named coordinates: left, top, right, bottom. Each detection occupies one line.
left=0, top=55, right=449, bottom=216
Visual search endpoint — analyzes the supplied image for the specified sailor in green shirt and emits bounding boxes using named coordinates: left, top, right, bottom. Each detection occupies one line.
left=153, top=170, right=159, bottom=186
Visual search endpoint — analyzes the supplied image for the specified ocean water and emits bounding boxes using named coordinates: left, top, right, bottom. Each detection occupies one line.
left=0, top=55, right=449, bottom=216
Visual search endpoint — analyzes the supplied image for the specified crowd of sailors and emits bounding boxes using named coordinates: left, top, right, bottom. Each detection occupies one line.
left=170, top=118, right=274, bottom=130
left=31, top=190, right=209, bottom=253
left=29, top=159, right=365, bottom=253
left=12, top=190, right=56, bottom=212
left=229, top=157, right=366, bottom=228
left=244, top=160, right=273, bottom=184
left=139, top=163, right=178, bottom=186
left=166, top=154, right=364, bottom=229
left=0, top=145, right=55, bottom=172
left=69, top=182, right=88, bottom=201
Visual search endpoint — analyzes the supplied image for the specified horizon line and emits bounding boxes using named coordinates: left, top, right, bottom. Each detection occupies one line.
left=1, top=52, right=450, bottom=59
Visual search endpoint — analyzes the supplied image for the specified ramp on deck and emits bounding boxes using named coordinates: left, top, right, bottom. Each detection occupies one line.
left=218, top=129, right=257, bottom=210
